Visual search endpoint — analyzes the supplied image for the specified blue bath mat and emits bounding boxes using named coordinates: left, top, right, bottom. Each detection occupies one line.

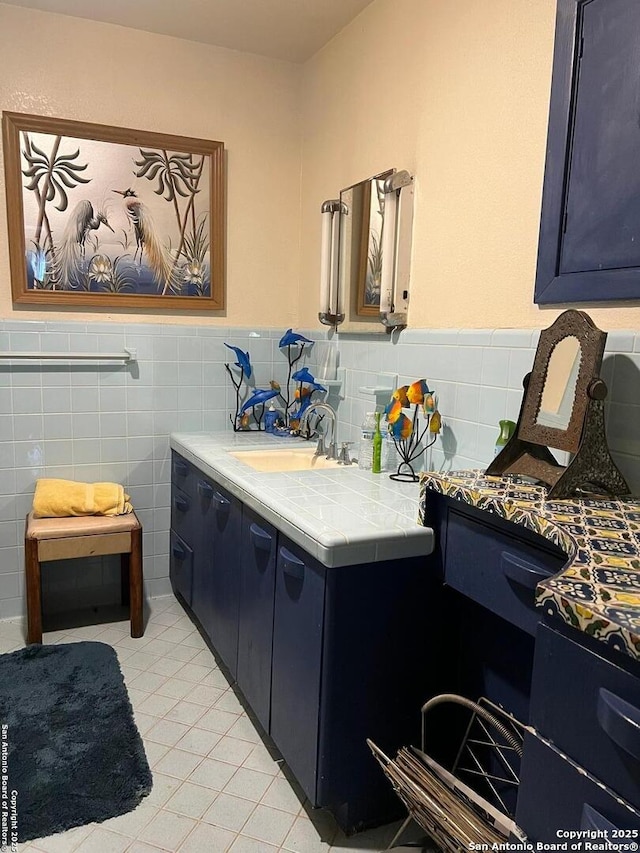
left=0, top=641, right=152, bottom=843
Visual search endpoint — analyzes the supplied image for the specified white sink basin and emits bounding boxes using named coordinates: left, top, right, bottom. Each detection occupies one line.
left=230, top=446, right=343, bottom=473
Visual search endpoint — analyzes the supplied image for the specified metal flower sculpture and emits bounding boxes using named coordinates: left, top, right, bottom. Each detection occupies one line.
left=384, top=379, right=442, bottom=482
left=224, top=331, right=322, bottom=432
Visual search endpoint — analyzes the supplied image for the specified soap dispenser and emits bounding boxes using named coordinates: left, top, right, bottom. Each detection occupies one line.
left=494, top=419, right=516, bottom=457
left=265, top=405, right=278, bottom=434
left=372, top=412, right=383, bottom=474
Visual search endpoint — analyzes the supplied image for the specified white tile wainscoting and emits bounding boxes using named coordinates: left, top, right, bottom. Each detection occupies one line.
left=0, top=319, right=639, bottom=618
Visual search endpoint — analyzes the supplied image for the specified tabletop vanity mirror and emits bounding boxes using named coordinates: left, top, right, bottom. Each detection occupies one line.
left=486, top=309, right=630, bottom=500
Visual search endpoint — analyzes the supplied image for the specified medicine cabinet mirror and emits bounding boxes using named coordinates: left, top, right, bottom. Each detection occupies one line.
left=319, top=168, right=414, bottom=334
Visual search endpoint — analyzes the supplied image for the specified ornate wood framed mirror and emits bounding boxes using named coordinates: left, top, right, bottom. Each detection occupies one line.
left=486, top=310, right=630, bottom=500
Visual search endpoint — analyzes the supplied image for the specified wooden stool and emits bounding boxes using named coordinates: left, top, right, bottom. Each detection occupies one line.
left=25, top=511, right=143, bottom=645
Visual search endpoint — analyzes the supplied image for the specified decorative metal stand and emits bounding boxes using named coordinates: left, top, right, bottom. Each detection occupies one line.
left=385, top=379, right=442, bottom=483
left=390, top=405, right=438, bottom=483
left=224, top=330, right=325, bottom=433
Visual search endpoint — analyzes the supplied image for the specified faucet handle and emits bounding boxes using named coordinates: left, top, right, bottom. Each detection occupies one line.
left=338, top=442, right=354, bottom=465
left=326, top=441, right=339, bottom=461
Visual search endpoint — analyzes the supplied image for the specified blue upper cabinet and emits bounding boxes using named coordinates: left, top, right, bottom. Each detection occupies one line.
left=536, top=0, right=640, bottom=304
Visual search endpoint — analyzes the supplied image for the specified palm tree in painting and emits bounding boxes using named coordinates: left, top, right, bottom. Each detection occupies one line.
left=133, top=149, right=207, bottom=293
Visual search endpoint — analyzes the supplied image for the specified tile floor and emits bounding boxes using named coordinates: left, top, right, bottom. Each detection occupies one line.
left=0, top=595, right=425, bottom=853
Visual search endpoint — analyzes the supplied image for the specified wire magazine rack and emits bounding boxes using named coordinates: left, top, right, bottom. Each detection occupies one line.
left=368, top=693, right=528, bottom=852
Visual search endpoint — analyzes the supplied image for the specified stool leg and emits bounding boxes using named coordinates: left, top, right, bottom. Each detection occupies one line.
left=129, top=526, right=143, bottom=638
left=120, top=554, right=130, bottom=606
left=25, top=538, right=43, bottom=645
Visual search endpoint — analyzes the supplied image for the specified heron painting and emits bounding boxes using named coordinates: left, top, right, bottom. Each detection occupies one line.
left=2, top=112, right=225, bottom=309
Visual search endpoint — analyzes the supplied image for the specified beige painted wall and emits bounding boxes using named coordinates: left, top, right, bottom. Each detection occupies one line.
left=0, top=3, right=302, bottom=326
left=4, top=1, right=640, bottom=332
left=299, top=0, right=640, bottom=331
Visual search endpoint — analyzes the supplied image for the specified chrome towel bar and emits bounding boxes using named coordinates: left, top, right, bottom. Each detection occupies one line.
left=0, top=347, right=137, bottom=363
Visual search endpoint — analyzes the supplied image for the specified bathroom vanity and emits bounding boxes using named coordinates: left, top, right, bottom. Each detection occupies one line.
left=170, top=429, right=640, bottom=840
left=421, top=471, right=640, bottom=841
left=169, top=432, right=438, bottom=834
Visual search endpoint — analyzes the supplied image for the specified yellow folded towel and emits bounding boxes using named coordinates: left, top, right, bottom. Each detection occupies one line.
left=33, top=479, right=133, bottom=518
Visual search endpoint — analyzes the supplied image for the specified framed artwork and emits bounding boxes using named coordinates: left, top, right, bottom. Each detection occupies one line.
left=2, top=112, right=225, bottom=309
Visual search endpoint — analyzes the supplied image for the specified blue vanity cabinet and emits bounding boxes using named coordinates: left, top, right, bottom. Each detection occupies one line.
left=425, top=491, right=567, bottom=724
left=270, top=536, right=326, bottom=803
left=315, top=550, right=447, bottom=833
left=443, top=503, right=567, bottom=637
left=196, top=475, right=242, bottom=679
left=170, top=452, right=242, bottom=678
left=236, top=507, right=277, bottom=732
left=169, top=530, right=194, bottom=607
left=170, top=455, right=197, bottom=605
left=516, top=732, right=640, bottom=839
left=519, top=623, right=640, bottom=840
left=269, top=532, right=444, bottom=833
left=423, top=488, right=640, bottom=840
left=171, top=451, right=446, bottom=834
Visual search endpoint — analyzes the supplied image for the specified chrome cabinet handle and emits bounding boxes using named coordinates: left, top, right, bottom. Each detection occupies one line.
left=250, top=523, right=272, bottom=552
left=501, top=551, right=551, bottom=590
left=280, top=547, right=305, bottom=580
left=597, top=688, right=640, bottom=761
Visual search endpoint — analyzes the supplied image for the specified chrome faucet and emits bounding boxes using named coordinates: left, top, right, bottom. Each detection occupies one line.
left=299, top=402, right=338, bottom=460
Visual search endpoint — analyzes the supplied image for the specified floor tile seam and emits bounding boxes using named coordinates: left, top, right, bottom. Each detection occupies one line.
left=154, top=675, right=221, bottom=708
left=134, top=810, right=198, bottom=853
left=177, top=820, right=232, bottom=853
left=157, top=779, right=221, bottom=815
left=151, top=746, right=211, bottom=783
left=193, top=794, right=258, bottom=837
left=95, top=803, right=160, bottom=843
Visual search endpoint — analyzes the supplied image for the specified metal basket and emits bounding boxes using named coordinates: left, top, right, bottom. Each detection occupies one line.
left=368, top=693, right=528, bottom=852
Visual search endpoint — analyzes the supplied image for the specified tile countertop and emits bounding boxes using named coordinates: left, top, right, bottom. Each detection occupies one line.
left=419, top=469, right=640, bottom=662
left=170, top=432, right=434, bottom=569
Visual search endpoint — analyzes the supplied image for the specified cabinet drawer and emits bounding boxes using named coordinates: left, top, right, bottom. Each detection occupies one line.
left=170, top=530, right=193, bottom=607
left=172, top=451, right=195, bottom=498
left=531, top=624, right=640, bottom=808
left=444, top=509, right=566, bottom=636
left=516, top=733, right=640, bottom=841
left=171, top=485, right=193, bottom=544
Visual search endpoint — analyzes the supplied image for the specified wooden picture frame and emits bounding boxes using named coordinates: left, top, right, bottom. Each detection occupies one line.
left=2, top=112, right=225, bottom=309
